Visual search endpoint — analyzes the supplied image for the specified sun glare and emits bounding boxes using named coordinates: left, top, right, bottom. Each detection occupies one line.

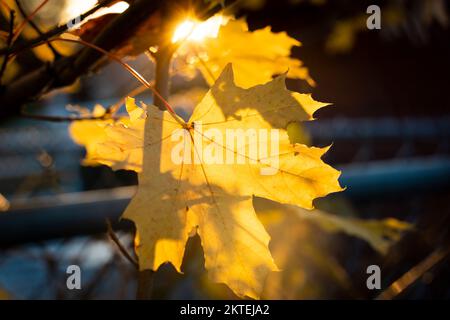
left=88, top=2, right=130, bottom=20
left=61, top=1, right=129, bottom=25
left=172, top=15, right=227, bottom=43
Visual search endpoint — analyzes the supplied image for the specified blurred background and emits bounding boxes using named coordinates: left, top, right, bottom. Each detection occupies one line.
left=0, top=0, right=449, bottom=299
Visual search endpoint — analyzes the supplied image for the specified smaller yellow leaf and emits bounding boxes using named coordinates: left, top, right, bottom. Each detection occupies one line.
left=69, top=101, right=143, bottom=170
left=296, top=208, right=413, bottom=255
left=69, top=105, right=111, bottom=166
left=177, top=18, right=315, bottom=88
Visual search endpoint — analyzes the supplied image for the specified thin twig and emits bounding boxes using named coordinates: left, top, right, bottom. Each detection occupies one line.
left=14, top=0, right=60, bottom=58
left=21, top=82, right=152, bottom=122
left=51, top=37, right=181, bottom=121
left=0, top=0, right=237, bottom=118
left=106, top=219, right=139, bottom=269
left=0, top=9, right=15, bottom=85
left=12, top=0, right=49, bottom=42
left=376, top=247, right=450, bottom=300
left=20, top=110, right=119, bottom=122
left=0, top=0, right=13, bottom=11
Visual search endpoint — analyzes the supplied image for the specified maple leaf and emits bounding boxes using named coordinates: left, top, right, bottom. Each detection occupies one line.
left=69, top=105, right=111, bottom=166
left=83, top=64, right=341, bottom=299
left=69, top=103, right=146, bottom=171
left=176, top=18, right=315, bottom=88
left=296, top=209, right=412, bottom=255
left=255, top=198, right=412, bottom=256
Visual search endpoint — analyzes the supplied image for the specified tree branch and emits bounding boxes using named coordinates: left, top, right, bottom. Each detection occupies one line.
left=376, top=247, right=450, bottom=300
left=0, top=0, right=164, bottom=118
left=106, top=219, right=139, bottom=269
left=14, top=0, right=60, bottom=59
left=0, top=0, right=116, bottom=56
left=0, top=10, right=15, bottom=86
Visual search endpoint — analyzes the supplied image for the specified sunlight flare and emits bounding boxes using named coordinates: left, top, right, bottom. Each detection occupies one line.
left=172, top=15, right=228, bottom=43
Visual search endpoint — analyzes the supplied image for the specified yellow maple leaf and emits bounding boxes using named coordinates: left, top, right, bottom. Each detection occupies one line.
left=69, top=103, right=146, bottom=171
left=85, top=64, right=340, bottom=299
left=69, top=105, right=114, bottom=166
left=177, top=18, right=315, bottom=88
left=69, top=64, right=341, bottom=298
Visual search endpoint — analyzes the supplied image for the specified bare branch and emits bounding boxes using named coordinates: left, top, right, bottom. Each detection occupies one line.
left=377, top=247, right=450, bottom=300
left=0, top=0, right=116, bottom=56
left=106, top=219, right=139, bottom=269
left=14, top=0, right=60, bottom=59
left=0, top=10, right=15, bottom=85
left=0, top=0, right=164, bottom=118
